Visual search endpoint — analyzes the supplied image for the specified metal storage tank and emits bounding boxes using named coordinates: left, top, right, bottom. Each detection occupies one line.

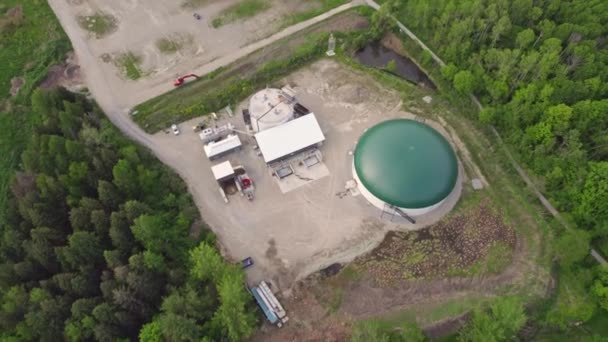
left=353, top=119, right=458, bottom=216
left=248, top=88, right=295, bottom=132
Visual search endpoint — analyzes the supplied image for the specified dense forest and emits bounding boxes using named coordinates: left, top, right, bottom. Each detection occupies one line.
left=0, top=89, right=256, bottom=341
left=382, top=0, right=608, bottom=330
left=386, top=0, right=608, bottom=232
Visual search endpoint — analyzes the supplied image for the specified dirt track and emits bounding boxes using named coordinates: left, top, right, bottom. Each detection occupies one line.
left=48, top=0, right=359, bottom=110
left=46, top=1, right=553, bottom=338
left=48, top=0, right=468, bottom=290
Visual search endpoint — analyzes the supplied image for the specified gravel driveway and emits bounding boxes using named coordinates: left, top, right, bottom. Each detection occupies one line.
left=47, top=1, right=462, bottom=290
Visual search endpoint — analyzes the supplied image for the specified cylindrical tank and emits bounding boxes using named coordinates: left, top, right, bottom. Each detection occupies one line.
left=353, top=119, right=459, bottom=216
left=248, top=88, right=295, bottom=132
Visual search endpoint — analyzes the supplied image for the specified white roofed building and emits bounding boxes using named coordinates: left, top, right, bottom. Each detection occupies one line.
left=255, top=113, right=325, bottom=165
left=211, top=161, right=235, bottom=181
left=204, top=134, right=242, bottom=160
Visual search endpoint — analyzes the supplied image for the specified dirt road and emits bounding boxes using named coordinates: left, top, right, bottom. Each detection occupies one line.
left=44, top=0, right=357, bottom=179
left=48, top=0, right=463, bottom=291
left=48, top=0, right=358, bottom=111
left=45, top=0, right=358, bottom=151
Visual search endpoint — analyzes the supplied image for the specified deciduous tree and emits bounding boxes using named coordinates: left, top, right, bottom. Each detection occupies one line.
left=458, top=297, right=526, bottom=342
left=453, top=70, right=476, bottom=94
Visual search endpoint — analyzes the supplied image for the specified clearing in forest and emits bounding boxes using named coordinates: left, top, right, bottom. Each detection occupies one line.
left=47, top=0, right=351, bottom=109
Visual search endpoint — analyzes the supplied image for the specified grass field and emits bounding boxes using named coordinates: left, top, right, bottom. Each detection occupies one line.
left=0, top=0, right=70, bottom=224
left=211, top=0, right=271, bottom=28
left=535, top=311, right=608, bottom=341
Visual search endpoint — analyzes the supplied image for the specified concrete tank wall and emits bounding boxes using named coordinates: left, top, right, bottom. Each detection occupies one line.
left=352, top=163, right=442, bottom=216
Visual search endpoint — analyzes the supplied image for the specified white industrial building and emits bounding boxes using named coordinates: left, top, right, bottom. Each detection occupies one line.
left=254, top=113, right=325, bottom=179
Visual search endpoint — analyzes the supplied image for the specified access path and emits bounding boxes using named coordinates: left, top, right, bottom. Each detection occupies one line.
left=48, top=1, right=358, bottom=113
left=47, top=1, right=383, bottom=285
left=45, top=0, right=357, bottom=148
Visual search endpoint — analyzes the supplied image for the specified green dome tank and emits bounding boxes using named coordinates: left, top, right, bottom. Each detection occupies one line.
left=354, top=119, right=458, bottom=209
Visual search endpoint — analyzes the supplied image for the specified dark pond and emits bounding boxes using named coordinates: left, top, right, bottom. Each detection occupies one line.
left=355, top=42, right=436, bottom=90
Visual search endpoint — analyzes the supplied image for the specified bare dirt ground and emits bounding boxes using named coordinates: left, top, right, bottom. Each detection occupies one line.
left=357, top=203, right=516, bottom=285
left=251, top=191, right=550, bottom=341
left=142, top=60, right=464, bottom=291
left=47, top=0, right=357, bottom=111
left=9, top=77, right=24, bottom=97
left=39, top=52, right=84, bottom=91
left=50, top=0, right=418, bottom=292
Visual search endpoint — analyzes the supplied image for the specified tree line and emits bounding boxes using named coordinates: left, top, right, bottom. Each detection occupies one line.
left=0, top=89, right=256, bottom=341
left=366, top=0, right=608, bottom=334
left=350, top=297, right=528, bottom=342
left=387, top=0, right=607, bottom=233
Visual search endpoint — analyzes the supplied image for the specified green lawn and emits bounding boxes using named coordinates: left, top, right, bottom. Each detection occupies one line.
left=0, top=0, right=70, bottom=224
left=371, top=296, right=489, bottom=328
left=211, top=0, right=271, bottom=28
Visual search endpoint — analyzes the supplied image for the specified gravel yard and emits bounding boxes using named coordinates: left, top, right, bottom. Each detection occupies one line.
left=48, top=0, right=355, bottom=110
left=144, top=60, right=463, bottom=290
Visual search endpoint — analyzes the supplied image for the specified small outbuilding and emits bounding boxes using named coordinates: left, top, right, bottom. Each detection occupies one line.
left=211, top=160, right=235, bottom=182
left=204, top=134, right=242, bottom=160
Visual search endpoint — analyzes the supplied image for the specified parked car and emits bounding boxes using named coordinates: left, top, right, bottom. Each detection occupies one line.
left=171, top=124, right=180, bottom=135
left=241, top=257, right=254, bottom=269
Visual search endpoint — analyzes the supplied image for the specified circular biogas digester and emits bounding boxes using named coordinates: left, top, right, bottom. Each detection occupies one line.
left=353, top=119, right=458, bottom=215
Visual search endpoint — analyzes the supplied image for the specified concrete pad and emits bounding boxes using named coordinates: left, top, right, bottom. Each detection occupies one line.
left=274, top=162, right=330, bottom=194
